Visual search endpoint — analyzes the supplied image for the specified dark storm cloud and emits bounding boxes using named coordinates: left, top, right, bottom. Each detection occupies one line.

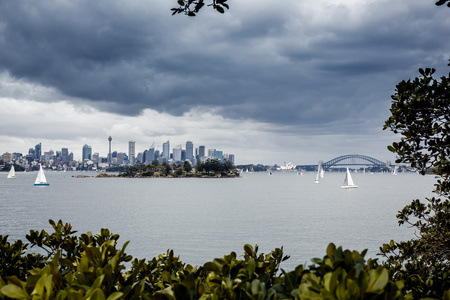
left=0, top=0, right=449, bottom=131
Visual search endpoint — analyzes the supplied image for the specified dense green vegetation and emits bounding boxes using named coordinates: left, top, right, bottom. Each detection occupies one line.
left=117, top=159, right=239, bottom=178
left=380, top=67, right=450, bottom=299
left=1, top=220, right=411, bottom=300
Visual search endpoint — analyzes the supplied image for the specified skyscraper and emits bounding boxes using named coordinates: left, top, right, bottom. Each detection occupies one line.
left=35, top=143, right=41, bottom=160
left=61, top=148, right=69, bottom=163
left=146, top=144, right=155, bottom=164
left=82, top=144, right=92, bottom=161
left=186, top=141, right=194, bottom=162
left=128, top=140, right=136, bottom=166
left=214, top=150, right=223, bottom=161
left=173, top=145, right=182, bottom=162
left=162, top=140, right=170, bottom=159
left=198, top=145, right=205, bottom=157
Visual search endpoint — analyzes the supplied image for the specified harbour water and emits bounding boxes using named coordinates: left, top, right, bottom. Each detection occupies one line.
left=0, top=170, right=437, bottom=270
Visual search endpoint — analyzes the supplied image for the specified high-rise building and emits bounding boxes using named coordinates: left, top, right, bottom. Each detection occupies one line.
left=198, top=145, right=205, bottom=157
left=82, top=144, right=92, bottom=161
left=214, top=150, right=223, bottom=161
left=108, top=136, right=112, bottom=163
left=92, top=153, right=99, bottom=163
left=228, top=154, right=235, bottom=164
left=208, top=148, right=216, bottom=158
left=146, top=146, right=155, bottom=164
left=116, top=152, right=126, bottom=165
left=173, top=145, right=182, bottom=162
left=136, top=152, right=143, bottom=164
left=162, top=140, right=170, bottom=159
left=35, top=143, right=41, bottom=160
left=128, top=140, right=136, bottom=166
left=186, top=141, right=194, bottom=162
left=61, top=148, right=69, bottom=163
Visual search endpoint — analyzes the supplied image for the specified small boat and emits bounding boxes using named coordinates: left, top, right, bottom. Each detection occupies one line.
left=7, top=165, right=16, bottom=179
left=314, top=171, right=320, bottom=184
left=34, top=165, right=49, bottom=186
left=314, top=163, right=322, bottom=183
left=341, top=168, right=358, bottom=189
left=393, top=165, right=398, bottom=175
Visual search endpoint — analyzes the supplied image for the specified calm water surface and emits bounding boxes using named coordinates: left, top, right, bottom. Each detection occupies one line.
left=0, top=170, right=437, bottom=270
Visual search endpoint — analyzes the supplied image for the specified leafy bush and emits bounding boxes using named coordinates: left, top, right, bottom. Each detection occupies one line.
left=0, top=220, right=421, bottom=300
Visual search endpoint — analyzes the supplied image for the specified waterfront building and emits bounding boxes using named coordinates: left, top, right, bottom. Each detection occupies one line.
left=136, top=152, right=143, bottom=164
left=208, top=149, right=216, bottom=158
left=116, top=152, right=126, bottom=165
left=82, top=144, right=92, bottom=161
left=173, top=145, right=182, bottom=162
left=35, top=143, right=41, bottom=160
left=214, top=150, right=223, bottom=161
left=61, top=148, right=69, bottom=163
left=186, top=141, right=194, bottom=162
left=2, top=152, right=12, bottom=164
left=162, top=141, right=170, bottom=159
left=129, top=140, right=136, bottom=166
left=146, top=146, right=155, bottom=164
left=198, top=145, right=205, bottom=157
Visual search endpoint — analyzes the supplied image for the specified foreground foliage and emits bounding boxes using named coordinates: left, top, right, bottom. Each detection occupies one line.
left=381, top=67, right=450, bottom=298
left=1, top=220, right=412, bottom=300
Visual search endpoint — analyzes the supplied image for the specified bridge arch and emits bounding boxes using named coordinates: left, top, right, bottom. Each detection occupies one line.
left=322, top=154, right=386, bottom=170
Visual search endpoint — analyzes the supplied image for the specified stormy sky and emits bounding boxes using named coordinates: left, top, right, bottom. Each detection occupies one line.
left=0, top=0, right=449, bottom=164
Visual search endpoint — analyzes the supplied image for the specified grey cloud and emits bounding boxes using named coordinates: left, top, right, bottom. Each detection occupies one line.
left=0, top=0, right=449, bottom=133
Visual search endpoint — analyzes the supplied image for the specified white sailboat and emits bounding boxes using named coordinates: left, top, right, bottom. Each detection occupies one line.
left=7, top=165, right=16, bottom=179
left=314, top=167, right=320, bottom=183
left=315, top=162, right=322, bottom=183
left=341, top=168, right=358, bottom=189
left=393, top=165, right=399, bottom=175
left=34, top=165, right=49, bottom=186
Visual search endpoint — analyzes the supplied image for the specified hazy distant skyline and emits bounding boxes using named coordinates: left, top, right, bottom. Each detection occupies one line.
left=0, top=0, right=449, bottom=164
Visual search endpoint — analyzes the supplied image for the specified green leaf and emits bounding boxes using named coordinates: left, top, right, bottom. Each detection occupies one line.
left=89, top=288, right=105, bottom=300
left=106, top=292, right=123, bottom=300
left=1, top=285, right=29, bottom=299
left=366, top=268, right=389, bottom=293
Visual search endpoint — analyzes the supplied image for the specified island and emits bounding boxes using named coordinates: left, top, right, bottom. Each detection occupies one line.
left=95, top=158, right=240, bottom=178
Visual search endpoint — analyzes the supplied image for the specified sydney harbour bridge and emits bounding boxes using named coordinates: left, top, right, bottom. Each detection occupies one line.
left=296, top=154, right=389, bottom=171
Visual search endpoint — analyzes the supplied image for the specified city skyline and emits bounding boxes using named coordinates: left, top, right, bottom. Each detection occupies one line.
left=1, top=138, right=235, bottom=166
left=0, top=1, right=448, bottom=165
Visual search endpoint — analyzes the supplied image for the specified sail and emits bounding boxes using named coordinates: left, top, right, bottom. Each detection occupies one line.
left=7, top=165, right=16, bottom=178
left=341, top=168, right=358, bottom=188
left=315, top=161, right=322, bottom=183
left=393, top=165, right=398, bottom=175
left=34, top=165, right=49, bottom=185
left=342, top=169, right=349, bottom=186
left=347, top=169, right=355, bottom=186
